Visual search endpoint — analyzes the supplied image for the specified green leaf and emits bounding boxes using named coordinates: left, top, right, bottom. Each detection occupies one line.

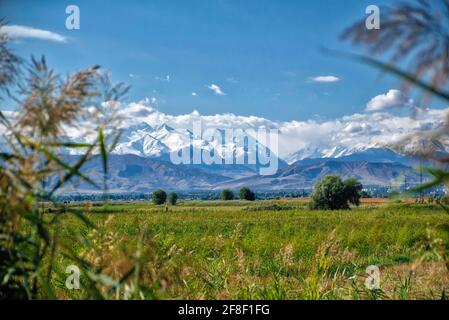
left=45, top=142, right=94, bottom=148
left=99, top=128, right=108, bottom=175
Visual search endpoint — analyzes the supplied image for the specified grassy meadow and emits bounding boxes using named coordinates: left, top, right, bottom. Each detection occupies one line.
left=47, top=199, right=449, bottom=300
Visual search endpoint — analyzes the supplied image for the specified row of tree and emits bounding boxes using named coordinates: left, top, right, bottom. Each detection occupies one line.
left=222, top=177, right=364, bottom=210
left=151, top=178, right=363, bottom=210
left=152, top=189, right=178, bottom=205
left=151, top=187, right=258, bottom=205
left=222, top=178, right=363, bottom=210
left=221, top=187, right=256, bottom=201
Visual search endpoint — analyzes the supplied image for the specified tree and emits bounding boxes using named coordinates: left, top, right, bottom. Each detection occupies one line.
left=152, top=189, right=167, bottom=205
left=343, top=178, right=363, bottom=206
left=168, top=192, right=178, bottom=205
left=221, top=189, right=234, bottom=201
left=310, top=176, right=363, bottom=210
left=239, top=187, right=256, bottom=201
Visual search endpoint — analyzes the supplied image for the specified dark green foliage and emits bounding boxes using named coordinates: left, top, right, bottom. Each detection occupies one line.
left=344, top=178, right=363, bottom=206
left=221, top=189, right=234, bottom=201
left=168, top=192, right=178, bottom=205
left=239, top=187, right=256, bottom=201
left=152, top=189, right=167, bottom=205
left=310, top=176, right=363, bottom=210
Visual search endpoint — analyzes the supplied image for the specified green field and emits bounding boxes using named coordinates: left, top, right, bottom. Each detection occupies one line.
left=50, top=200, right=449, bottom=300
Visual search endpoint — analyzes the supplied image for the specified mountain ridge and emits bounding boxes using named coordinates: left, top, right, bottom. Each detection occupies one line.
left=213, top=159, right=424, bottom=191
left=55, top=153, right=428, bottom=193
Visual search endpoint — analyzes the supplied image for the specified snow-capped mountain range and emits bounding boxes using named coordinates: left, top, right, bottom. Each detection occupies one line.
left=107, top=119, right=381, bottom=166
left=3, top=99, right=449, bottom=166
left=3, top=100, right=449, bottom=191
left=111, top=121, right=278, bottom=169
left=64, top=100, right=448, bottom=165
left=114, top=123, right=185, bottom=158
left=106, top=120, right=443, bottom=166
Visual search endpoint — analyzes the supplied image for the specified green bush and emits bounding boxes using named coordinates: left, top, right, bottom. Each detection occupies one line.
left=310, top=176, right=363, bottom=210
left=221, top=189, right=234, bottom=201
left=152, top=189, right=167, bottom=205
left=239, top=187, right=256, bottom=201
left=168, top=192, right=178, bottom=205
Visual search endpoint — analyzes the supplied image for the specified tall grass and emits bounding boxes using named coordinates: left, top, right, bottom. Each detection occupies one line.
left=43, top=201, right=449, bottom=300
left=0, top=21, right=149, bottom=299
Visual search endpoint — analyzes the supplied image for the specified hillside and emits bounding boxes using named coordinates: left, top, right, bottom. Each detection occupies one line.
left=55, top=154, right=425, bottom=193
left=214, top=160, right=423, bottom=190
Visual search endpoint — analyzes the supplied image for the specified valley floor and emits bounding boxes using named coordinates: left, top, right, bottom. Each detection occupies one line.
left=50, top=200, right=449, bottom=300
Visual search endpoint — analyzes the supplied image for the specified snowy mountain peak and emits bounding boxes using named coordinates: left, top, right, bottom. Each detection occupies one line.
left=156, top=123, right=175, bottom=133
left=285, top=144, right=381, bottom=164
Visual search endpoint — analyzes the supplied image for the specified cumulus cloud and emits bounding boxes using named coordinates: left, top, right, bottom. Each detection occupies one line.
left=365, top=89, right=411, bottom=112
left=191, top=92, right=197, bottom=96
left=114, top=98, right=448, bottom=162
left=311, top=76, right=340, bottom=83
left=343, top=123, right=371, bottom=134
left=207, top=84, right=226, bottom=96
left=7, top=96, right=443, bottom=163
left=0, top=25, right=67, bottom=43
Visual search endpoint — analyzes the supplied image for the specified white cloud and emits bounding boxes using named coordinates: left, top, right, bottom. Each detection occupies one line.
left=366, top=89, right=411, bottom=112
left=0, top=25, right=67, bottom=43
left=311, top=76, right=340, bottom=83
left=7, top=96, right=445, bottom=163
left=191, top=92, right=197, bottom=96
left=207, top=84, right=226, bottom=96
left=113, top=98, right=448, bottom=162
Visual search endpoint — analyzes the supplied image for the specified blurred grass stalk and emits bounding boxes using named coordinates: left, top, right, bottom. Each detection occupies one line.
left=340, top=0, right=449, bottom=275
left=0, top=19, right=149, bottom=299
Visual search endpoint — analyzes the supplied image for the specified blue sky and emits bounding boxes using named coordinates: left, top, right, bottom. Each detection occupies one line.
left=1, top=0, right=405, bottom=121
